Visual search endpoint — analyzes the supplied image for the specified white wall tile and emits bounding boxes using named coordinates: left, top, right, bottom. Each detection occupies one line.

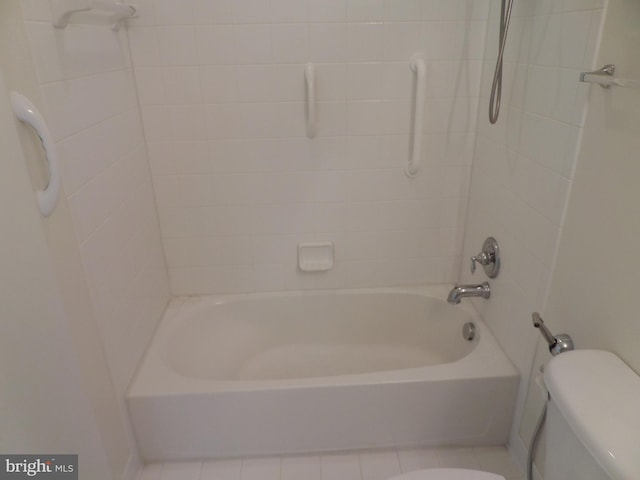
left=157, top=26, right=198, bottom=65
left=307, top=0, right=347, bottom=22
left=316, top=102, right=348, bottom=137
left=141, top=104, right=172, bottom=141
left=234, top=24, right=273, bottom=64
left=271, top=0, right=308, bottom=23
left=382, top=0, right=421, bottom=22
left=41, top=70, right=137, bottom=141
left=461, top=0, right=605, bottom=466
left=126, top=0, right=155, bottom=26
left=19, top=0, right=52, bottom=21
left=59, top=111, right=139, bottom=195
left=135, top=67, right=167, bottom=105
left=154, top=0, right=196, bottom=25
left=196, top=26, right=236, bottom=65
left=25, top=22, right=128, bottom=84
left=519, top=113, right=579, bottom=177
left=272, top=24, right=309, bottom=63
left=347, top=0, right=383, bottom=22
left=421, top=0, right=490, bottom=21
left=168, top=104, right=207, bottom=140
left=347, top=23, right=384, bottom=62
left=559, top=11, right=595, bottom=69
left=232, top=0, right=274, bottom=24
left=383, top=22, right=421, bottom=61
left=163, top=66, right=202, bottom=104
left=128, top=0, right=490, bottom=295
left=346, top=63, right=382, bottom=100
left=21, top=10, right=171, bottom=474
left=309, top=24, right=349, bottom=63
left=193, top=0, right=234, bottom=25
left=200, top=65, right=237, bottom=103
left=422, top=21, right=487, bottom=60
left=128, top=27, right=161, bottom=66
left=315, top=64, right=348, bottom=100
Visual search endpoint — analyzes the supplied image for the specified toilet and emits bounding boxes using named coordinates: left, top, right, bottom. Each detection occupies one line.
left=387, top=350, right=640, bottom=480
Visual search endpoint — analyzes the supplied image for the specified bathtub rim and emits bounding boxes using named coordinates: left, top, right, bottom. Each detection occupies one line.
left=127, top=284, right=518, bottom=397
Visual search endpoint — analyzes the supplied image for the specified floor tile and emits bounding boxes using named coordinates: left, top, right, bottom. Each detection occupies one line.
left=282, top=455, right=321, bottom=480
left=359, top=451, right=401, bottom=480
left=200, top=458, right=242, bottom=480
left=240, top=457, right=281, bottom=480
left=474, top=447, right=523, bottom=479
left=160, top=461, right=202, bottom=480
left=141, top=445, right=524, bottom=480
left=397, top=448, right=439, bottom=473
left=321, top=453, right=362, bottom=480
left=139, top=463, right=163, bottom=480
left=435, top=448, right=481, bottom=470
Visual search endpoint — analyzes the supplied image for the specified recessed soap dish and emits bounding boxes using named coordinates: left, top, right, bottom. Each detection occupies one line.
left=298, top=242, right=334, bottom=272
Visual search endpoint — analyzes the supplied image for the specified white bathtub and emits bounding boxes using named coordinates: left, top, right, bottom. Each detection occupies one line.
left=127, top=285, right=519, bottom=461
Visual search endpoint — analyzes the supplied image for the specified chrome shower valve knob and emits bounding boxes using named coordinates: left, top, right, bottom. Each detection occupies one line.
left=470, top=237, right=500, bottom=278
left=470, top=252, right=494, bottom=274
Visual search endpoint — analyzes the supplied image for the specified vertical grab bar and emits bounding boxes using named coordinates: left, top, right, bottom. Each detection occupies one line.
left=11, top=92, right=61, bottom=217
left=406, top=56, right=426, bottom=178
left=305, top=62, right=317, bottom=139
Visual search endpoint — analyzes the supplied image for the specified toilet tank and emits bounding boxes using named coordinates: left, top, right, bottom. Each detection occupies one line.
left=544, top=350, right=640, bottom=480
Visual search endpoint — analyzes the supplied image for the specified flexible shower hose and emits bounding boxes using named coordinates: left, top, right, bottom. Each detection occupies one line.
left=527, top=398, right=548, bottom=480
left=489, top=0, right=515, bottom=124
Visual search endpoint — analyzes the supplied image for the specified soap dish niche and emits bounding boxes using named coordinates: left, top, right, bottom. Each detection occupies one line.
left=298, top=242, right=334, bottom=272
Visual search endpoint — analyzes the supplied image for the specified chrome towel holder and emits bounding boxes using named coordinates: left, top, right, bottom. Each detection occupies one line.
left=53, top=0, right=137, bottom=31
left=580, top=64, right=640, bottom=90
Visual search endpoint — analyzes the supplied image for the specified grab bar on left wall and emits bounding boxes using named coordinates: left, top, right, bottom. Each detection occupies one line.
left=11, top=92, right=61, bottom=217
left=406, top=55, right=426, bottom=178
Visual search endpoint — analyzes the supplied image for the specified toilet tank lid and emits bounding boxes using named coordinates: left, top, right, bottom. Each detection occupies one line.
left=545, top=350, right=640, bottom=480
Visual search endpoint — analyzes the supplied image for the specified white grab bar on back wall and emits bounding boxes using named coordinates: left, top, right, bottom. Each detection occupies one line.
left=11, top=92, right=61, bottom=218
left=305, top=62, right=317, bottom=139
left=406, top=55, right=426, bottom=178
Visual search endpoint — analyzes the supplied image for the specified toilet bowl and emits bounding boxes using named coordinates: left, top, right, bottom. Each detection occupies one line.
left=388, top=469, right=504, bottom=480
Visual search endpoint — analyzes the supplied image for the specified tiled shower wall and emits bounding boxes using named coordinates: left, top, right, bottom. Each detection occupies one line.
left=459, top=0, right=605, bottom=464
left=128, top=0, right=490, bottom=294
left=20, top=0, right=170, bottom=462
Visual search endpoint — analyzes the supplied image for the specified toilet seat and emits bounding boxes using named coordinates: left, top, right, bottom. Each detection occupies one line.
left=388, top=469, right=505, bottom=480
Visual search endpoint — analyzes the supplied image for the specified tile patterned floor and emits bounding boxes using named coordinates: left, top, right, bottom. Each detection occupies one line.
left=139, top=446, right=524, bottom=480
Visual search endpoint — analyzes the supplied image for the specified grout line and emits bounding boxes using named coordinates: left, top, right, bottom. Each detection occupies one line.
left=151, top=445, right=524, bottom=480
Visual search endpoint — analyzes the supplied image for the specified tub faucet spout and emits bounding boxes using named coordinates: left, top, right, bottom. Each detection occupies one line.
left=447, top=282, right=491, bottom=305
